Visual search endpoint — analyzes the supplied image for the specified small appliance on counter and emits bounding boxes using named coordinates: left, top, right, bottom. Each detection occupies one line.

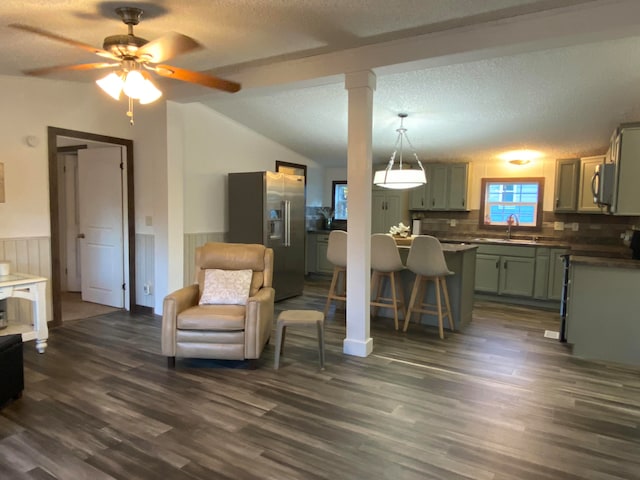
left=412, top=219, right=421, bottom=236
left=0, top=261, right=10, bottom=276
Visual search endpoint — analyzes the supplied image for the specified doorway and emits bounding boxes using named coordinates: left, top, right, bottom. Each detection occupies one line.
left=47, top=127, right=136, bottom=327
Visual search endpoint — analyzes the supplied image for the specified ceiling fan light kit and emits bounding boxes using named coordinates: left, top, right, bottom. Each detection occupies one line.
left=374, top=113, right=427, bottom=190
left=10, top=6, right=240, bottom=125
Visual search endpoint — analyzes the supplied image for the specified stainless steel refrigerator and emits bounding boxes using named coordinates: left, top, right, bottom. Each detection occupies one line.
left=228, top=171, right=305, bottom=301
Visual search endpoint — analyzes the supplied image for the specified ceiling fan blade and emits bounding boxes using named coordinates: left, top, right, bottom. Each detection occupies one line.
left=137, top=32, right=202, bottom=63
left=154, top=64, right=241, bottom=93
left=24, top=62, right=119, bottom=77
left=8, top=23, right=118, bottom=60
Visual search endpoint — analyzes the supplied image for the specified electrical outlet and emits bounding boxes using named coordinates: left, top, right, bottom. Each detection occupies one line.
left=143, top=283, right=152, bottom=295
left=571, top=222, right=579, bottom=231
left=450, top=219, right=457, bottom=227
left=554, top=221, right=564, bottom=231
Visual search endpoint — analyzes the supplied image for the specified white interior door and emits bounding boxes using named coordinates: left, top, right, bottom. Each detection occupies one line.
left=78, top=146, right=124, bottom=307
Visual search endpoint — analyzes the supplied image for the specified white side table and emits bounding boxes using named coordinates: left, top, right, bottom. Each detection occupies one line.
left=0, top=273, right=48, bottom=353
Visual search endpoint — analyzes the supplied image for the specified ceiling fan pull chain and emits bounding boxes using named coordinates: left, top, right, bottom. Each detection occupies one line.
left=127, top=96, right=134, bottom=125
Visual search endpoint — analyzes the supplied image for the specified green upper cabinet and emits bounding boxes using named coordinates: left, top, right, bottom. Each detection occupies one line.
left=372, top=188, right=408, bottom=233
left=410, top=162, right=470, bottom=211
left=577, top=155, right=606, bottom=213
left=429, top=164, right=449, bottom=210
left=447, top=163, right=470, bottom=210
left=554, top=158, right=580, bottom=212
left=408, top=164, right=431, bottom=210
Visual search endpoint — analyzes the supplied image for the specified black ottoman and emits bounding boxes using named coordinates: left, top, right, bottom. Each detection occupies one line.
left=0, top=334, right=24, bottom=408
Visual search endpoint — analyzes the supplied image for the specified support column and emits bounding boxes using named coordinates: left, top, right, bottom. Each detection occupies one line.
left=343, top=70, right=376, bottom=357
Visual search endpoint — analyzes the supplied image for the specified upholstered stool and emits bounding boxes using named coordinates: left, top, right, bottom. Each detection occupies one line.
left=274, top=310, right=325, bottom=370
left=0, top=334, right=24, bottom=408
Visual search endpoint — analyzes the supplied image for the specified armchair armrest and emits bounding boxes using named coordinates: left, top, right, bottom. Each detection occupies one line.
left=244, top=286, right=275, bottom=359
left=161, top=284, right=200, bottom=356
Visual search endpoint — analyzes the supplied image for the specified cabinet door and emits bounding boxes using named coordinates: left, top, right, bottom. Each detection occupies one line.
left=371, top=190, right=387, bottom=233
left=500, top=256, right=535, bottom=297
left=547, top=249, right=569, bottom=300
left=306, top=233, right=317, bottom=274
left=316, top=238, right=333, bottom=274
left=429, top=164, right=449, bottom=210
left=475, top=254, right=500, bottom=293
left=448, top=163, right=469, bottom=210
left=409, top=184, right=428, bottom=210
left=577, top=156, right=605, bottom=213
left=533, top=249, right=550, bottom=299
left=384, top=192, right=403, bottom=229
left=554, top=158, right=580, bottom=212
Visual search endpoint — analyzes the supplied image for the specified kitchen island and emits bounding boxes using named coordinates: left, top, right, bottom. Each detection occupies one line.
left=565, top=255, right=640, bottom=367
left=376, top=239, right=477, bottom=332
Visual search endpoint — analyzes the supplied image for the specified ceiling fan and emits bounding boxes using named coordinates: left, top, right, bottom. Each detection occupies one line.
left=9, top=7, right=240, bottom=122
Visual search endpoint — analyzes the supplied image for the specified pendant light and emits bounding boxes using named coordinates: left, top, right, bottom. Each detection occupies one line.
left=373, top=113, right=427, bottom=190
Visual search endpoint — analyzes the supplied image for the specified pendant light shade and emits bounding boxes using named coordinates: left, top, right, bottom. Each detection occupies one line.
left=374, top=113, right=426, bottom=190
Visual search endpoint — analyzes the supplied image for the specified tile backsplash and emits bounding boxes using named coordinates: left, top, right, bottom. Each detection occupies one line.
left=412, top=210, right=639, bottom=246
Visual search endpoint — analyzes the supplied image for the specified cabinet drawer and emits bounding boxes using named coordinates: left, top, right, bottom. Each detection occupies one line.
left=475, top=244, right=536, bottom=257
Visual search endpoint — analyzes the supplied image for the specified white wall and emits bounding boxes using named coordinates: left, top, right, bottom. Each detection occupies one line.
left=0, top=76, right=130, bottom=237
left=467, top=157, right=557, bottom=211
left=170, top=103, right=321, bottom=234
left=0, top=74, right=168, bottom=314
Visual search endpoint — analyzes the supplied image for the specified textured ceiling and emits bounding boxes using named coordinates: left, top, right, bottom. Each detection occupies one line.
left=2, top=0, right=640, bottom=166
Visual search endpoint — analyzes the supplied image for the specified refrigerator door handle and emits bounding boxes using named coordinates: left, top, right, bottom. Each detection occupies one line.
left=284, top=200, right=291, bottom=246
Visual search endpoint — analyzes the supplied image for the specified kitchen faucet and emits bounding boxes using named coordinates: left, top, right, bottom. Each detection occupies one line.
left=506, top=213, right=519, bottom=239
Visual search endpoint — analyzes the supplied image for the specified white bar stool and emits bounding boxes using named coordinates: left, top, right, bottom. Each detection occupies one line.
left=403, top=235, right=454, bottom=338
left=274, top=310, right=325, bottom=370
left=370, top=233, right=406, bottom=330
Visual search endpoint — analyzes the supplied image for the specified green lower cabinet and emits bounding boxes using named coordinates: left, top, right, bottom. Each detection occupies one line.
left=499, top=256, right=535, bottom=296
left=547, top=249, right=569, bottom=300
left=534, top=248, right=550, bottom=299
left=316, top=236, right=333, bottom=274
left=474, top=254, right=534, bottom=296
left=474, top=244, right=557, bottom=300
left=474, top=254, right=500, bottom=293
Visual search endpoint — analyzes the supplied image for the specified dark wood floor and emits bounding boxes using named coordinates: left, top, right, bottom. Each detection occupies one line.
left=2, top=275, right=639, bottom=480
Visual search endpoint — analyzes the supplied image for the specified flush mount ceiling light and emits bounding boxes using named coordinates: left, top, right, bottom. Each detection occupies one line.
left=499, top=149, right=543, bottom=165
left=373, top=113, right=427, bottom=190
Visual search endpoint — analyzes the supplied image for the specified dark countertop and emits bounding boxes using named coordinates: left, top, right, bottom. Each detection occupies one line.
left=437, top=236, right=632, bottom=259
left=569, top=255, right=640, bottom=269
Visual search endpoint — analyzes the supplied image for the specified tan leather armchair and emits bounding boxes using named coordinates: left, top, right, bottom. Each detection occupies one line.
left=162, top=242, right=275, bottom=368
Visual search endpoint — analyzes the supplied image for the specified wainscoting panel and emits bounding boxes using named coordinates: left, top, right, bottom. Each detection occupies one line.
left=0, top=236, right=53, bottom=323
left=183, top=232, right=226, bottom=286
left=135, top=234, right=155, bottom=309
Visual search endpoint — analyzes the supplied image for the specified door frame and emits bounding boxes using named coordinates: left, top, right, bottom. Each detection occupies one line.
left=47, top=126, right=135, bottom=327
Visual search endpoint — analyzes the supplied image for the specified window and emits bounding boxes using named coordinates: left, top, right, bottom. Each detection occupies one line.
left=479, top=177, right=544, bottom=230
left=332, top=181, right=347, bottom=220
